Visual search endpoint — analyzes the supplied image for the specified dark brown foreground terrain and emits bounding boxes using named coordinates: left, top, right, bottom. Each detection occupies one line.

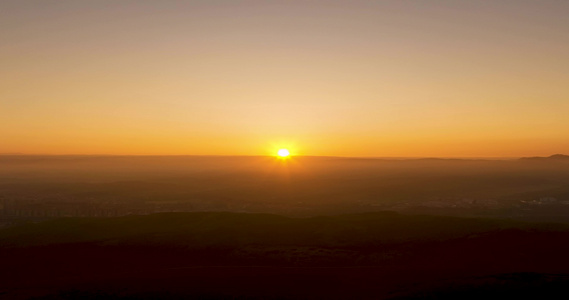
left=2, top=212, right=569, bottom=299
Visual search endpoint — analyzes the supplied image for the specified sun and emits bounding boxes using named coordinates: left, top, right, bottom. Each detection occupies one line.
left=277, top=149, right=290, bottom=158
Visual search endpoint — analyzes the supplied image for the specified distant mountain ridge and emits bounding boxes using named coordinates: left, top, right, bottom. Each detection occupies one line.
left=520, top=154, right=569, bottom=161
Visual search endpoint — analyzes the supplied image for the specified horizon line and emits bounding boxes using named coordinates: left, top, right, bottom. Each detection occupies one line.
left=2, top=153, right=558, bottom=160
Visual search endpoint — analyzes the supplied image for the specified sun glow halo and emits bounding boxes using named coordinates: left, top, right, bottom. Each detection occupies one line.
left=277, top=149, right=290, bottom=158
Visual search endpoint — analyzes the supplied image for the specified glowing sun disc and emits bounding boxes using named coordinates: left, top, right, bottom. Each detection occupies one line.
left=277, top=149, right=290, bottom=157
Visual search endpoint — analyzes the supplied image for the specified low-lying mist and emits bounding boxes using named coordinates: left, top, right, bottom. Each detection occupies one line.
left=2, top=155, right=569, bottom=223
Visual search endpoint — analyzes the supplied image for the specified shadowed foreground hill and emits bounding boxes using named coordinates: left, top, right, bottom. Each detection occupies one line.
left=0, top=211, right=535, bottom=247
left=2, top=212, right=569, bottom=299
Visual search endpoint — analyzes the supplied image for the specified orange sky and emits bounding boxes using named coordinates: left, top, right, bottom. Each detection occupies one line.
left=2, top=1, right=569, bottom=157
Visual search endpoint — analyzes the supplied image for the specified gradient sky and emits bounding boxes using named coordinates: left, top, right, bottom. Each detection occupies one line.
left=1, top=0, right=568, bottom=157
